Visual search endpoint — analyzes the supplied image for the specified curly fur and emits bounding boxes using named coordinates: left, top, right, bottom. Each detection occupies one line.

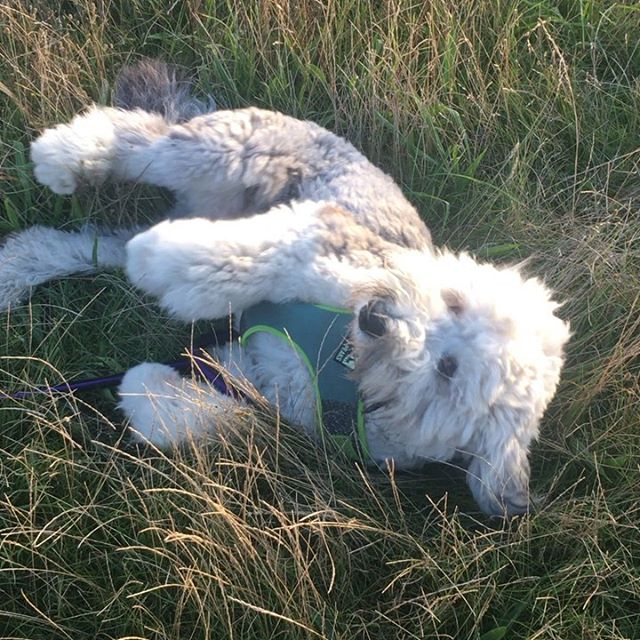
left=0, top=60, right=570, bottom=516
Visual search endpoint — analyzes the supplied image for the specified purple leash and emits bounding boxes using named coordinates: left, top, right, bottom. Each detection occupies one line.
left=1, top=349, right=232, bottom=401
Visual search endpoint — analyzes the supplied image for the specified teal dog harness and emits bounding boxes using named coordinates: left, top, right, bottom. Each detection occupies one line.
left=239, top=302, right=370, bottom=460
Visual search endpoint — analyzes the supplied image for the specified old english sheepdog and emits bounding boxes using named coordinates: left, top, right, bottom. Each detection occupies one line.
left=0, top=61, right=570, bottom=516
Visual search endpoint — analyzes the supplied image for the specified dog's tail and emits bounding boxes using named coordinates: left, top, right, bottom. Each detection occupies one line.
left=0, top=226, right=140, bottom=312
left=113, top=59, right=216, bottom=123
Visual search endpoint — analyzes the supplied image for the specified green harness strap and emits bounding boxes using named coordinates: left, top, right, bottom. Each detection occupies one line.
left=239, top=301, right=370, bottom=460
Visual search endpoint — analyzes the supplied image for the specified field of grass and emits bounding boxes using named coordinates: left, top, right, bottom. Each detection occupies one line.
left=1, top=1, right=639, bottom=638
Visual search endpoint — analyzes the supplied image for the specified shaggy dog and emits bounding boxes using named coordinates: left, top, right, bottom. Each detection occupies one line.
left=0, top=61, right=570, bottom=516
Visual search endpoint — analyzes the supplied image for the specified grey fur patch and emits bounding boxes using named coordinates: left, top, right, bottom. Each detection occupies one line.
left=114, top=59, right=216, bottom=123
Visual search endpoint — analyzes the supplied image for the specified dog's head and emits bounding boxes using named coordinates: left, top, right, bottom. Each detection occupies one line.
left=351, top=250, right=570, bottom=517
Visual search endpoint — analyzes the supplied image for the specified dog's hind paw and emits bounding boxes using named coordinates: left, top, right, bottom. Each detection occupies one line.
left=0, top=240, right=32, bottom=311
left=31, top=151, right=78, bottom=195
left=0, top=281, right=29, bottom=312
left=30, top=107, right=116, bottom=194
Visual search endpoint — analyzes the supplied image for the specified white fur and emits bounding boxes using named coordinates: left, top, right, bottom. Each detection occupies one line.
left=1, top=89, right=570, bottom=516
left=119, top=362, right=238, bottom=447
left=0, top=225, right=134, bottom=311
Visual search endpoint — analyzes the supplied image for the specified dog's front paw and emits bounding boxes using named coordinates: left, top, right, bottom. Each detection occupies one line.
left=125, top=220, right=223, bottom=320
left=119, top=362, right=235, bottom=447
left=118, top=363, right=189, bottom=447
left=30, top=108, right=116, bottom=194
left=31, top=129, right=79, bottom=194
left=124, top=224, right=169, bottom=298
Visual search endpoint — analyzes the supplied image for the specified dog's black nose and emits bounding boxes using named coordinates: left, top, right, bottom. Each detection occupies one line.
left=358, top=301, right=388, bottom=337
left=437, top=354, right=458, bottom=379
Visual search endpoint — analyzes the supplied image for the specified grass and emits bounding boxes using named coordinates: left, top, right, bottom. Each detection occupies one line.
left=1, top=0, right=639, bottom=638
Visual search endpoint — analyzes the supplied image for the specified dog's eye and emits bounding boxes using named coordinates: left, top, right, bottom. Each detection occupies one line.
left=442, top=289, right=465, bottom=316
left=358, top=300, right=388, bottom=337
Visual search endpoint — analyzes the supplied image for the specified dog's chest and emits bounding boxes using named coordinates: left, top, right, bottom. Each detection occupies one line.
left=229, top=302, right=359, bottom=441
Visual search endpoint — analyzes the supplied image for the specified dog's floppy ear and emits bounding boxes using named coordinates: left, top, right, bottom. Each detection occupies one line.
left=358, top=298, right=391, bottom=337
left=466, top=432, right=532, bottom=517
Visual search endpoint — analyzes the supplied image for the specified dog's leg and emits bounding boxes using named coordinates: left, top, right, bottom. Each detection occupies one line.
left=0, top=225, right=137, bottom=311
left=118, top=362, right=240, bottom=447
left=125, top=200, right=396, bottom=321
left=30, top=104, right=432, bottom=249
left=30, top=106, right=294, bottom=216
left=30, top=107, right=175, bottom=195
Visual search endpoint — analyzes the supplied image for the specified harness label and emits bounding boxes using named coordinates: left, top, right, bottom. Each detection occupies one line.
left=334, top=337, right=356, bottom=370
